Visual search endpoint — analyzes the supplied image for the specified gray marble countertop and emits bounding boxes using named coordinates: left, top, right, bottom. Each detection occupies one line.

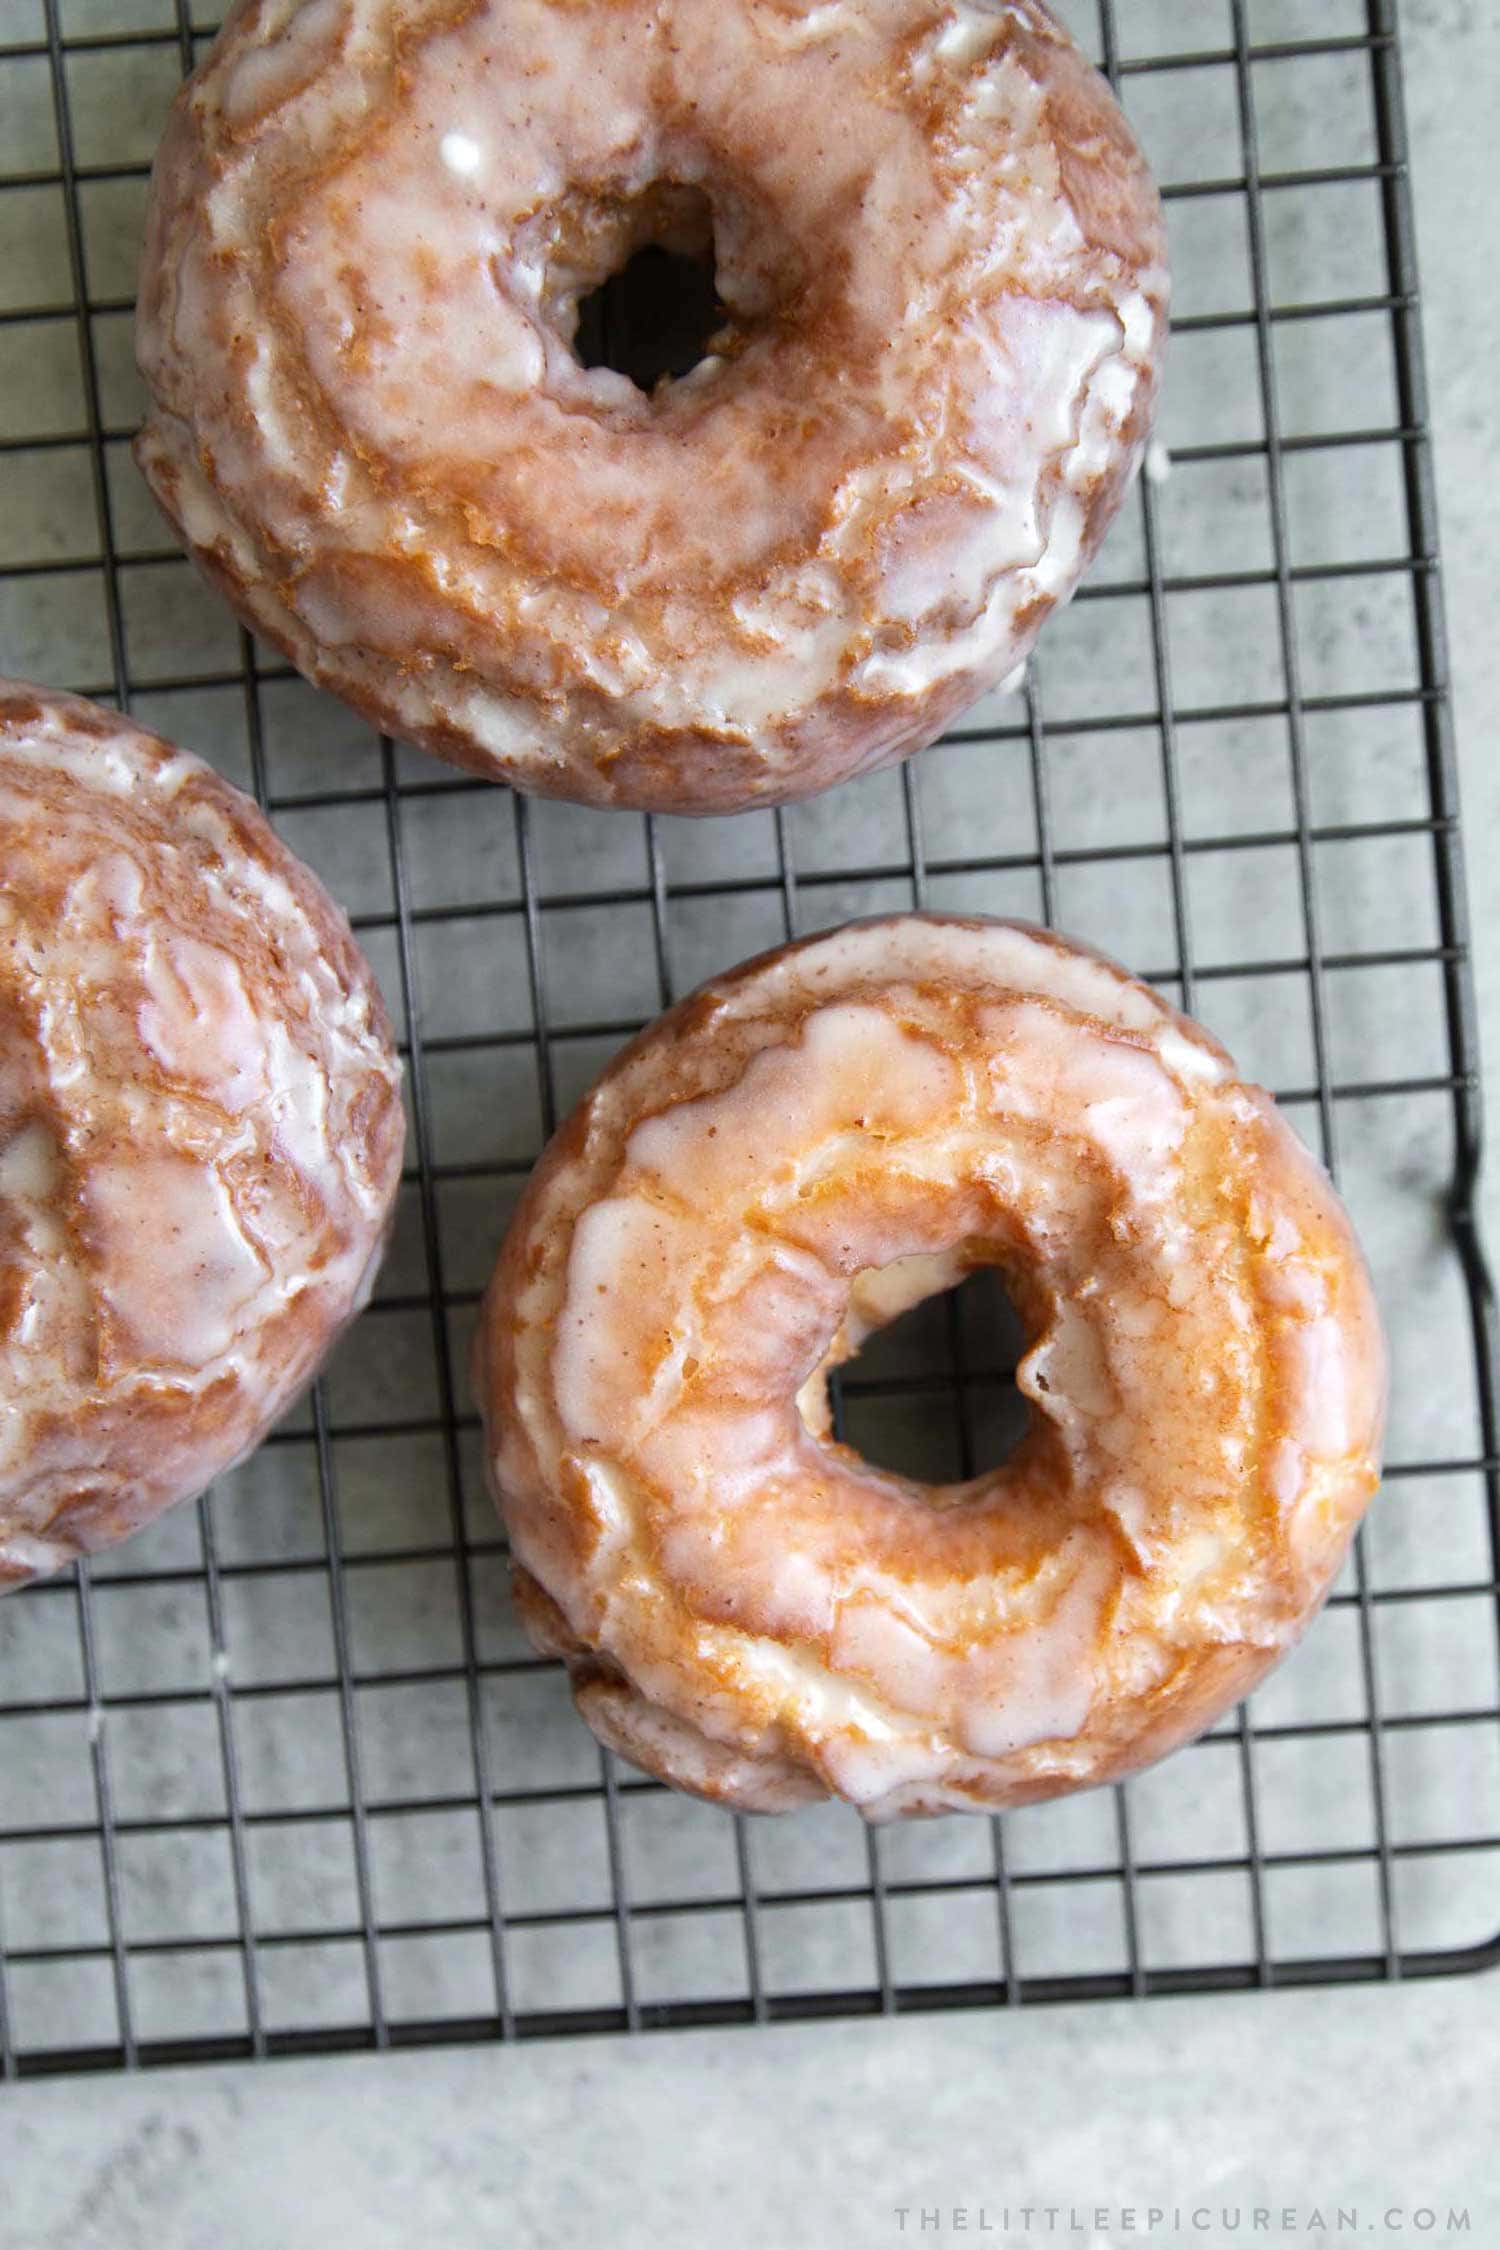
left=6, top=1978, right=1498, bottom=2246
left=4, top=4, right=1498, bottom=2243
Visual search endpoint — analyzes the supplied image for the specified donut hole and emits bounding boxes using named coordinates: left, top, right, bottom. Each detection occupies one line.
left=560, top=181, right=727, bottom=394
left=575, top=239, right=724, bottom=392
left=801, top=1257, right=1035, bottom=1485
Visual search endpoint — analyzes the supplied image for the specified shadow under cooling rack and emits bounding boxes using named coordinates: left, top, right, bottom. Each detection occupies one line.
left=1, top=0, right=1498, bottom=2076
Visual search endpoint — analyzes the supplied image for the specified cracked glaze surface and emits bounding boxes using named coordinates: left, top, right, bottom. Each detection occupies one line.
left=135, top=0, right=1167, bottom=812
left=0, top=683, right=405, bottom=1590
left=476, top=916, right=1385, bottom=1820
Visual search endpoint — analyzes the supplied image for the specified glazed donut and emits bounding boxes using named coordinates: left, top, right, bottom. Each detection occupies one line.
left=135, top=0, right=1167, bottom=813
left=0, top=683, right=404, bottom=1589
left=476, top=915, right=1385, bottom=1820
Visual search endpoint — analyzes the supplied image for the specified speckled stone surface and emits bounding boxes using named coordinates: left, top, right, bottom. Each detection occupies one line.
left=5, top=1982, right=1498, bottom=2246
left=2, top=3, right=1498, bottom=2240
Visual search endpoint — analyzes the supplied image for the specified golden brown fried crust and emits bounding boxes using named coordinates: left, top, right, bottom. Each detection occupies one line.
left=136, top=0, right=1167, bottom=812
left=0, top=681, right=405, bottom=1587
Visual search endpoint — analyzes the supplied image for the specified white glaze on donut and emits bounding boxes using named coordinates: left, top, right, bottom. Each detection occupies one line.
left=136, top=0, right=1168, bottom=811
left=0, top=682, right=405, bottom=1589
left=476, top=915, right=1385, bottom=1820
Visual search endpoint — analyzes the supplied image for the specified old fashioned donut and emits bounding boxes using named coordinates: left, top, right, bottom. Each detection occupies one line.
left=0, top=683, right=405, bottom=1589
left=476, top=915, right=1385, bottom=1820
left=135, top=0, right=1167, bottom=813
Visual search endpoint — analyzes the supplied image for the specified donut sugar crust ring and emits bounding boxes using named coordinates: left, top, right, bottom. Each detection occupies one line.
left=476, top=915, right=1385, bottom=1821
left=0, top=683, right=405, bottom=1590
left=135, top=0, right=1167, bottom=814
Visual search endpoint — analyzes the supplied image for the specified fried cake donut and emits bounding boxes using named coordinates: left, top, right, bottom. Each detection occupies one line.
left=0, top=683, right=405, bottom=1589
left=475, top=915, right=1385, bottom=1820
left=135, top=0, right=1167, bottom=813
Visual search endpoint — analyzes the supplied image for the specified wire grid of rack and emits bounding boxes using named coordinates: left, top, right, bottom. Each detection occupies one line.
left=0, top=0, right=1498, bottom=2077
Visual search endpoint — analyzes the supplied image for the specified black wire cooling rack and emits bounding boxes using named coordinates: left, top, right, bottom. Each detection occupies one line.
left=0, top=0, right=1497, bottom=2077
